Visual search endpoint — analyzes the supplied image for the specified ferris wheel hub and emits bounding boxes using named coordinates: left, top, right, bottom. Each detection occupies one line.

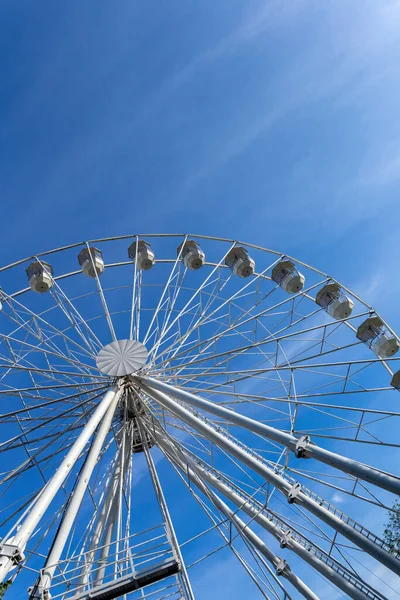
left=96, top=339, right=148, bottom=376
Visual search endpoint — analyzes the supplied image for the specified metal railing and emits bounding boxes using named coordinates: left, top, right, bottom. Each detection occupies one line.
left=41, top=525, right=180, bottom=600
left=184, top=407, right=399, bottom=560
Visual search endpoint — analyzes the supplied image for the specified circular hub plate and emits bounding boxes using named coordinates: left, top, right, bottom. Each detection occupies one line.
left=96, top=339, right=148, bottom=376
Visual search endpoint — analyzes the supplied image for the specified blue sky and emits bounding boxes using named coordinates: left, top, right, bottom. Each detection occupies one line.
left=1, top=0, right=400, bottom=598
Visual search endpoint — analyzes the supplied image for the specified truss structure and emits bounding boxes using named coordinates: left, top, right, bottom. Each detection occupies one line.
left=0, top=234, right=398, bottom=599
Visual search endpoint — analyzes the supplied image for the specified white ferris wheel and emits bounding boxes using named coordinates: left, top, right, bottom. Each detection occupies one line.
left=0, top=234, right=399, bottom=600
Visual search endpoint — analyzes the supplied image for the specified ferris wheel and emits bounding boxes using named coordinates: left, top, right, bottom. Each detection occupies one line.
left=0, top=233, right=399, bottom=600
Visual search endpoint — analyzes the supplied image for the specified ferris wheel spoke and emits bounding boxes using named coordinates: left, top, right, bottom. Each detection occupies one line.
left=0, top=389, right=105, bottom=488
left=49, top=287, right=103, bottom=355
left=0, top=332, right=97, bottom=379
left=154, top=265, right=188, bottom=353
left=144, top=235, right=189, bottom=349
left=0, top=391, right=108, bottom=446
left=166, top=276, right=242, bottom=363
left=0, top=351, right=104, bottom=408
left=0, top=363, right=107, bottom=380
left=3, top=290, right=99, bottom=362
left=184, top=338, right=366, bottom=396
left=147, top=241, right=238, bottom=359
left=129, top=235, right=140, bottom=341
left=79, top=242, right=117, bottom=344
left=0, top=359, right=106, bottom=401
left=153, top=274, right=328, bottom=370
left=31, top=252, right=104, bottom=353
left=152, top=303, right=357, bottom=385
left=0, top=380, right=108, bottom=400
left=0, top=333, right=98, bottom=392
left=165, top=324, right=293, bottom=401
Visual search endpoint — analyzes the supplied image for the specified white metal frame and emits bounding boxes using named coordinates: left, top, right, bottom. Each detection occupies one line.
left=0, top=234, right=398, bottom=600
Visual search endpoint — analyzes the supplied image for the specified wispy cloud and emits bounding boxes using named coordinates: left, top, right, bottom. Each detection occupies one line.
left=332, top=491, right=345, bottom=504
left=180, top=0, right=400, bottom=199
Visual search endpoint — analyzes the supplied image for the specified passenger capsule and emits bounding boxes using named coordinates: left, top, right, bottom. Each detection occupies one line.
left=271, top=260, right=305, bottom=293
left=128, top=240, right=155, bottom=270
left=391, top=370, right=400, bottom=390
left=26, top=261, right=54, bottom=293
left=78, top=247, right=104, bottom=279
left=225, top=247, right=255, bottom=278
left=357, top=316, right=399, bottom=359
left=177, top=240, right=205, bottom=271
left=315, top=283, right=353, bottom=320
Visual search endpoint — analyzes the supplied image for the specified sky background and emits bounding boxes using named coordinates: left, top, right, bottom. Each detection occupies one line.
left=1, top=0, right=400, bottom=598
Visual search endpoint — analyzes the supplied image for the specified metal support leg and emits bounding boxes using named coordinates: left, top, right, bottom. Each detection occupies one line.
left=40, top=387, right=121, bottom=591
left=153, top=427, right=382, bottom=600
left=79, top=442, right=125, bottom=590
left=138, top=418, right=195, bottom=600
left=140, top=383, right=400, bottom=576
left=139, top=376, right=400, bottom=496
left=0, top=385, right=122, bottom=584
left=160, top=437, right=319, bottom=600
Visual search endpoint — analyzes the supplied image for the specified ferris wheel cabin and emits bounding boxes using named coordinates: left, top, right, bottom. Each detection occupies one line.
left=316, top=283, right=354, bottom=320
left=128, top=240, right=155, bottom=270
left=78, top=247, right=105, bottom=279
left=225, top=246, right=255, bottom=278
left=271, top=260, right=305, bottom=293
left=356, top=316, right=400, bottom=359
left=177, top=240, right=205, bottom=270
left=26, top=261, right=54, bottom=293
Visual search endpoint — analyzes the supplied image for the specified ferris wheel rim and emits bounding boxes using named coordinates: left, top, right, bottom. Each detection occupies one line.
left=0, top=233, right=398, bottom=600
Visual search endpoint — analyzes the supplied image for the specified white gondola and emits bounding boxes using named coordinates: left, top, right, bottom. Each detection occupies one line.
left=128, top=240, right=155, bottom=270
left=315, top=283, right=353, bottom=320
left=177, top=240, right=205, bottom=271
left=26, top=261, right=54, bottom=293
left=77, top=247, right=104, bottom=279
left=225, top=247, right=255, bottom=278
left=271, top=260, right=305, bottom=293
left=391, top=370, right=400, bottom=390
left=357, top=316, right=399, bottom=359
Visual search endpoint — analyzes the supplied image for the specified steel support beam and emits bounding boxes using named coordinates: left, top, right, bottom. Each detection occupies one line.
left=138, top=419, right=195, bottom=600
left=141, top=382, right=400, bottom=576
left=0, top=384, right=122, bottom=583
left=40, top=388, right=120, bottom=591
left=162, top=439, right=319, bottom=600
left=94, top=486, right=119, bottom=585
left=82, top=441, right=126, bottom=589
left=140, top=377, right=400, bottom=496
left=154, top=428, right=382, bottom=600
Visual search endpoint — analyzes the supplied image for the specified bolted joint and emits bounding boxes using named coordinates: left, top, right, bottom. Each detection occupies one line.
left=294, top=434, right=311, bottom=458
left=279, top=529, right=292, bottom=549
left=28, top=585, right=52, bottom=600
left=287, top=482, right=302, bottom=504
left=275, top=558, right=290, bottom=576
left=0, top=543, right=25, bottom=565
